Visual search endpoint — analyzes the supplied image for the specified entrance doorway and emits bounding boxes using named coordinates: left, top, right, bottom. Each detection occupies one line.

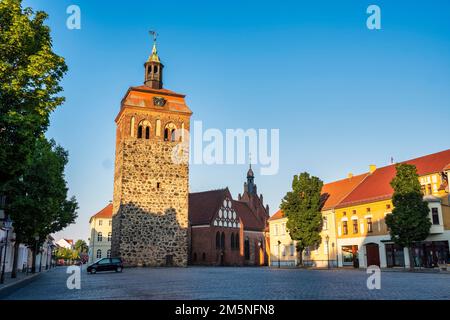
left=365, top=243, right=380, bottom=267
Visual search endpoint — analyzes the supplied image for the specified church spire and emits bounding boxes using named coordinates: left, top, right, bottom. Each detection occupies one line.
left=144, top=31, right=163, bottom=89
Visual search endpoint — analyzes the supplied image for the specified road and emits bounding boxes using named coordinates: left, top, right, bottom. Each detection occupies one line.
left=1, top=266, right=449, bottom=300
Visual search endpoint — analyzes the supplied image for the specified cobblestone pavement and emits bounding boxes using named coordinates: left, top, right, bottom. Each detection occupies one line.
left=1, top=266, right=449, bottom=300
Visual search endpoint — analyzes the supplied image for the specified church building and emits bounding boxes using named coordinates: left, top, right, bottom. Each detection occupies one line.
left=189, top=166, right=270, bottom=266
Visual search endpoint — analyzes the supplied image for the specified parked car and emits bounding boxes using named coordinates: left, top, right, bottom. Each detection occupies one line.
left=87, top=258, right=123, bottom=274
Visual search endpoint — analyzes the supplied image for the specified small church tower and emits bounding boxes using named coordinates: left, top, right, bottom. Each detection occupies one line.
left=111, top=33, right=192, bottom=267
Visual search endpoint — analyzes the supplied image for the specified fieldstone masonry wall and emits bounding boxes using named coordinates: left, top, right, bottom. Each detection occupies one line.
left=111, top=139, right=189, bottom=267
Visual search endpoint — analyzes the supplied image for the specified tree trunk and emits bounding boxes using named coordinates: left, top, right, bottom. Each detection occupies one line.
left=11, top=241, right=20, bottom=278
left=408, top=247, right=415, bottom=271
left=297, top=249, right=303, bottom=266
left=31, top=247, right=36, bottom=273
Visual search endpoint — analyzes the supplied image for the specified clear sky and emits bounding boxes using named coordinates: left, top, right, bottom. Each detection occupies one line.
left=23, top=0, right=450, bottom=242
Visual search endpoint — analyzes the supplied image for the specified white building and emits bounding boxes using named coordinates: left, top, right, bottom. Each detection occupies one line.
left=88, top=203, right=112, bottom=263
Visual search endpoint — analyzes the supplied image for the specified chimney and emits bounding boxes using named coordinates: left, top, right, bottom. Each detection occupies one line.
left=348, top=173, right=353, bottom=179
left=369, top=164, right=376, bottom=174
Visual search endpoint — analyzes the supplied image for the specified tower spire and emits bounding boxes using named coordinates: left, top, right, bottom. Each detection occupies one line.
left=144, top=30, right=163, bottom=89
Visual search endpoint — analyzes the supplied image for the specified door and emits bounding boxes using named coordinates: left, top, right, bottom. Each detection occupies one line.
left=366, top=243, right=380, bottom=267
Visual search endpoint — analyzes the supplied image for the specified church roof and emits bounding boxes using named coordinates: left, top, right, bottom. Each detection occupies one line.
left=232, top=200, right=266, bottom=231
left=189, top=189, right=228, bottom=225
left=189, top=188, right=267, bottom=231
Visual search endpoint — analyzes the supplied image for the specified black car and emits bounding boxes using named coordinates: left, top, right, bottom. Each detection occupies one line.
left=87, top=258, right=123, bottom=274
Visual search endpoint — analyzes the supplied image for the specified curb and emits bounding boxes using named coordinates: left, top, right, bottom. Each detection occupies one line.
left=0, top=272, right=43, bottom=298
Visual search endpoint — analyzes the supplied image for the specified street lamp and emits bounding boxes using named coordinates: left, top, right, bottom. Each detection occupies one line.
left=325, top=235, right=330, bottom=269
left=0, top=216, right=13, bottom=284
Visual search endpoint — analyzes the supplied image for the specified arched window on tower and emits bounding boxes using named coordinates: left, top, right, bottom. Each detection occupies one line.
left=220, top=232, right=225, bottom=250
left=164, top=128, right=169, bottom=141
left=164, top=123, right=177, bottom=142
left=154, top=65, right=158, bottom=73
left=138, top=120, right=151, bottom=140
left=231, top=233, right=235, bottom=250
left=215, top=232, right=220, bottom=250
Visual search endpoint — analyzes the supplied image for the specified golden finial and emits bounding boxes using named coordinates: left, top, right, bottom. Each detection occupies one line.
left=148, top=30, right=160, bottom=63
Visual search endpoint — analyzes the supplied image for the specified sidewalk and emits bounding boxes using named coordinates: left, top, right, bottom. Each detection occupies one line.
left=0, top=269, right=49, bottom=297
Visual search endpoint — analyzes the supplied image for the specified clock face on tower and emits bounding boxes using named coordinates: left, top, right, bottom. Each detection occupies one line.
left=153, top=96, right=166, bottom=107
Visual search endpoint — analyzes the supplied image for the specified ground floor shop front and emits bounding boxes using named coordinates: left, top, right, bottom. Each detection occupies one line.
left=337, top=232, right=450, bottom=269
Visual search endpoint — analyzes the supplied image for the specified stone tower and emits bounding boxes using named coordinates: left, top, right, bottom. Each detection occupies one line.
left=111, top=37, right=192, bottom=267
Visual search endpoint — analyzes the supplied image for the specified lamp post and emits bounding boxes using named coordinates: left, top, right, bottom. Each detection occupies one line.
left=0, top=216, right=13, bottom=284
left=325, top=235, right=330, bottom=269
left=277, top=240, right=281, bottom=268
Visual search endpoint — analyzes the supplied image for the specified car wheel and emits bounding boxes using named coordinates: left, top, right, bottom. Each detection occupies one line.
left=116, top=266, right=123, bottom=273
left=91, top=268, right=97, bottom=274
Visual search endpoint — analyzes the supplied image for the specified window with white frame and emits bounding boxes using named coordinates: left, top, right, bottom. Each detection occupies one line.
left=96, top=249, right=102, bottom=259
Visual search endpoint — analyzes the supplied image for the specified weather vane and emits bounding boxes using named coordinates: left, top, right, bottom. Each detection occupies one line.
left=149, top=30, right=158, bottom=43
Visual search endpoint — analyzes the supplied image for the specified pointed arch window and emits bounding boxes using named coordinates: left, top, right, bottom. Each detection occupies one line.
left=215, top=232, right=220, bottom=250
left=145, top=126, right=150, bottom=139
left=137, top=126, right=143, bottom=139
left=231, top=233, right=235, bottom=250
left=220, top=232, right=225, bottom=250
left=244, top=237, right=250, bottom=260
left=235, top=233, right=240, bottom=250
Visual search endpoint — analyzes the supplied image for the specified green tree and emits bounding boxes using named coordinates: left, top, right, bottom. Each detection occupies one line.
left=385, top=163, right=431, bottom=270
left=0, top=0, right=67, bottom=186
left=74, top=239, right=88, bottom=254
left=6, top=137, right=78, bottom=276
left=280, top=172, right=323, bottom=266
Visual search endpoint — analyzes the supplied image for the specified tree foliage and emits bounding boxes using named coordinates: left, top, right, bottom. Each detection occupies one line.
left=74, top=239, right=88, bottom=254
left=5, top=137, right=78, bottom=249
left=280, top=172, right=323, bottom=264
left=385, top=163, right=431, bottom=268
left=0, top=0, right=67, bottom=185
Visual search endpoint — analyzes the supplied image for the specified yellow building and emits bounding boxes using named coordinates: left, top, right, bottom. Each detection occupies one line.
left=270, top=149, right=450, bottom=269
left=88, top=203, right=113, bottom=263
left=334, top=150, right=450, bottom=269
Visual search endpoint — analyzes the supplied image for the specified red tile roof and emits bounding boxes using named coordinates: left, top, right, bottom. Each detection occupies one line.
left=268, top=209, right=285, bottom=221
left=321, top=173, right=370, bottom=210
left=269, top=172, right=369, bottom=221
left=89, top=203, right=113, bottom=223
left=189, top=189, right=228, bottom=225
left=337, top=149, right=450, bottom=208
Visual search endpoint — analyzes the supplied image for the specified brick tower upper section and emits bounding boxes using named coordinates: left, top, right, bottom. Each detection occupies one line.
left=111, top=40, right=192, bottom=267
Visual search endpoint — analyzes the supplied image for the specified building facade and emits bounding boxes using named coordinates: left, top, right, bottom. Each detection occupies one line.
left=88, top=203, right=113, bottom=263
left=334, top=150, right=450, bottom=269
left=111, top=39, right=192, bottom=267
left=270, top=149, right=450, bottom=269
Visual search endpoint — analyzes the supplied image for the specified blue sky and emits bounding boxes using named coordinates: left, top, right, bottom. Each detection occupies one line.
left=24, top=0, right=450, bottom=241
